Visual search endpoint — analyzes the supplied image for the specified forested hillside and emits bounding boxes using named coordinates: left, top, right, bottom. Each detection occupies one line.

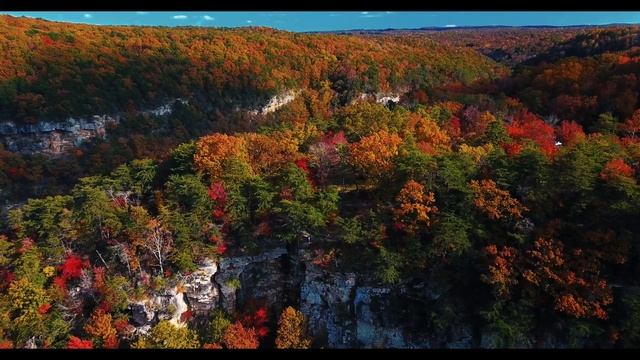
left=0, top=15, right=502, bottom=124
left=1, top=16, right=640, bottom=349
left=353, top=26, right=589, bottom=66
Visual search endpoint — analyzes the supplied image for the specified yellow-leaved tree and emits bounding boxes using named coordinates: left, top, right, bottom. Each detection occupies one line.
left=275, top=306, right=312, bottom=349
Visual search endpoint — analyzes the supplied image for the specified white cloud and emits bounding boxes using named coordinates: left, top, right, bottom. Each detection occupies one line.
left=136, top=11, right=148, bottom=15
left=246, top=20, right=252, bottom=24
left=445, top=24, right=457, bottom=27
left=173, top=15, right=188, bottom=20
left=203, top=15, right=215, bottom=21
left=386, top=11, right=392, bottom=14
left=359, top=11, right=385, bottom=18
left=83, top=13, right=92, bottom=19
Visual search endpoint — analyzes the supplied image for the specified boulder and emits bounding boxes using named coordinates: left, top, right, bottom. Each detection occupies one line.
left=184, top=258, right=219, bottom=314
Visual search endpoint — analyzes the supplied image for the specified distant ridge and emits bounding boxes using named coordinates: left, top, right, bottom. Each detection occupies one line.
left=306, top=23, right=640, bottom=34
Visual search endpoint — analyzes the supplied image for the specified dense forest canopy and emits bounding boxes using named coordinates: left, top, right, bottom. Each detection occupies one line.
left=1, top=16, right=640, bottom=349
left=0, top=15, right=502, bottom=124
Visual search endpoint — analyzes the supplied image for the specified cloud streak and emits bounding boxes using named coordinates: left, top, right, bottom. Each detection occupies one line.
left=83, top=14, right=92, bottom=19
left=359, top=12, right=385, bottom=18
left=203, top=15, right=215, bottom=21
left=173, top=15, right=188, bottom=20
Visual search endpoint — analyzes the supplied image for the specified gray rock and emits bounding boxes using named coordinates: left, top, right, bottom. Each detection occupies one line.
left=0, top=114, right=119, bottom=155
left=130, top=302, right=156, bottom=326
left=300, top=264, right=357, bottom=348
left=0, top=100, right=195, bottom=155
left=214, top=248, right=288, bottom=314
left=0, top=122, right=17, bottom=135
left=184, top=258, right=219, bottom=314
left=354, top=287, right=407, bottom=348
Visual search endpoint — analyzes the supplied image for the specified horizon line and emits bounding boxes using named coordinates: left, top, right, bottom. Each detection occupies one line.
left=3, top=14, right=640, bottom=33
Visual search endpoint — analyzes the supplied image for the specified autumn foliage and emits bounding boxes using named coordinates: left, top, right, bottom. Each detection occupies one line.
left=221, top=322, right=260, bottom=349
left=194, top=134, right=249, bottom=180
left=523, top=238, right=613, bottom=320
left=54, top=254, right=90, bottom=290
left=84, top=309, right=118, bottom=348
left=506, top=110, right=557, bottom=157
left=275, top=307, right=312, bottom=349
left=348, top=130, right=402, bottom=181
left=67, top=336, right=93, bottom=349
left=240, top=304, right=269, bottom=339
left=469, top=179, right=527, bottom=221
left=556, top=120, right=586, bottom=146
left=621, top=109, right=640, bottom=138
left=481, top=245, right=519, bottom=299
left=404, top=115, right=451, bottom=155
left=600, top=158, right=635, bottom=181
left=242, top=133, right=300, bottom=176
left=393, top=180, right=438, bottom=234
left=59, top=254, right=89, bottom=281
left=2, top=17, right=640, bottom=349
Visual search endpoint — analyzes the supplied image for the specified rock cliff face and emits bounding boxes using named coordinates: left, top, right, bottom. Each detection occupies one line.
left=351, top=91, right=405, bottom=106
left=0, top=115, right=119, bottom=155
left=126, top=246, right=478, bottom=348
left=184, top=259, right=218, bottom=314
left=0, top=90, right=405, bottom=156
left=248, top=90, right=300, bottom=116
left=0, top=99, right=188, bottom=155
left=214, top=247, right=292, bottom=315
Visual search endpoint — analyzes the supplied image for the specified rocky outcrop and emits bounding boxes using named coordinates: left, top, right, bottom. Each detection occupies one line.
left=350, top=91, right=404, bottom=106
left=183, top=259, right=218, bottom=314
left=147, top=98, right=188, bottom=117
left=0, top=115, right=119, bottom=155
left=122, top=247, right=511, bottom=348
left=214, top=248, right=290, bottom=315
left=375, top=93, right=401, bottom=104
left=248, top=90, right=299, bottom=116
left=300, top=264, right=357, bottom=348
left=0, top=98, right=187, bottom=155
left=129, top=286, right=189, bottom=328
left=129, top=257, right=218, bottom=331
left=130, top=301, right=156, bottom=327
left=168, top=291, right=189, bottom=328
left=354, top=287, right=406, bottom=348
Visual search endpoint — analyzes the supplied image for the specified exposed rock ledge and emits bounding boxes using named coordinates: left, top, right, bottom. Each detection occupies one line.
left=129, top=257, right=219, bottom=334
left=351, top=91, right=404, bottom=106
left=120, top=243, right=480, bottom=348
left=0, top=98, right=187, bottom=155
left=248, top=90, right=300, bottom=116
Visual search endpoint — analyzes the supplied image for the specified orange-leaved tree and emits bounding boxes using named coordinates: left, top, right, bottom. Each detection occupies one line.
left=348, top=130, right=402, bottom=183
left=84, top=308, right=118, bottom=348
left=404, top=114, right=451, bottom=155
left=393, top=180, right=438, bottom=234
left=241, top=133, right=300, bottom=176
left=469, top=179, right=527, bottom=222
left=522, top=237, right=613, bottom=320
left=194, top=134, right=249, bottom=180
left=221, top=322, right=260, bottom=349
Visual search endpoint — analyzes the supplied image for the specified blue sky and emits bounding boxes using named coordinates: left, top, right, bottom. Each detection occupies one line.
left=3, top=12, right=640, bottom=32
